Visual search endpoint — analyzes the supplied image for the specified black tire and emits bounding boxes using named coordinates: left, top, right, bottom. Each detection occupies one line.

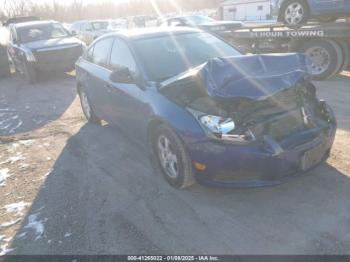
left=336, top=40, right=350, bottom=74
left=280, top=0, right=310, bottom=27
left=23, top=61, right=37, bottom=84
left=78, top=87, right=101, bottom=124
left=153, top=124, right=195, bottom=189
left=299, top=39, right=343, bottom=80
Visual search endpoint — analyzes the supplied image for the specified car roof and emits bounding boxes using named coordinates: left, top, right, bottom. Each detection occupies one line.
left=168, top=15, right=205, bottom=20
left=73, top=19, right=110, bottom=24
left=13, top=20, right=58, bottom=29
left=101, top=27, right=201, bottom=41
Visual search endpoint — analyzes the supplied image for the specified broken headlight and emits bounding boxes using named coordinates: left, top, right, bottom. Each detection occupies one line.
left=188, top=108, right=255, bottom=143
left=200, top=115, right=235, bottom=135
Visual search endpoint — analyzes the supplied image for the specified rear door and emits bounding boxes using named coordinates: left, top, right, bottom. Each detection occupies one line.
left=84, top=37, right=114, bottom=121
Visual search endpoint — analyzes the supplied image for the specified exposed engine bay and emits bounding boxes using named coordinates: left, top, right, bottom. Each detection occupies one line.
left=160, top=54, right=336, bottom=148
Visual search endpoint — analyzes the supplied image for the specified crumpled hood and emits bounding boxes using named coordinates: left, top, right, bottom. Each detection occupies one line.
left=23, top=37, right=83, bottom=51
left=200, top=54, right=311, bottom=100
left=161, top=53, right=311, bottom=101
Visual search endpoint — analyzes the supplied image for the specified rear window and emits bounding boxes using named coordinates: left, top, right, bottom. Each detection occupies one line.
left=17, top=23, right=70, bottom=43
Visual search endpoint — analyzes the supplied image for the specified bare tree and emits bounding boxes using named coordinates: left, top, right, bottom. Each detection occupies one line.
left=2, top=0, right=33, bottom=17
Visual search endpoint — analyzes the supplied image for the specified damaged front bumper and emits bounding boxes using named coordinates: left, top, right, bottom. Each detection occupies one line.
left=187, top=104, right=337, bottom=188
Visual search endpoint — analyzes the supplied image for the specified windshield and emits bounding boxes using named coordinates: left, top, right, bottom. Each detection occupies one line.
left=133, top=32, right=241, bottom=82
left=91, top=21, right=109, bottom=31
left=18, top=23, right=70, bottom=43
left=184, top=15, right=215, bottom=25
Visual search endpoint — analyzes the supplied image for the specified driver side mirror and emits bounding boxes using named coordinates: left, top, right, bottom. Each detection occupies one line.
left=109, top=67, right=135, bottom=84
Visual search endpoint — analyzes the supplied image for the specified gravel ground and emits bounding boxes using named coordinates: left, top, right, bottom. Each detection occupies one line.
left=0, top=71, right=349, bottom=255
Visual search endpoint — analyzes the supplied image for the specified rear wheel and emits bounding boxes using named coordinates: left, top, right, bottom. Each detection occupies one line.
left=281, top=0, right=310, bottom=27
left=299, top=39, right=343, bottom=80
left=153, top=124, right=195, bottom=189
left=78, top=87, right=101, bottom=124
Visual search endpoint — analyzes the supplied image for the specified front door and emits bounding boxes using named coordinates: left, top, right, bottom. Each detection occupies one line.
left=105, top=38, right=146, bottom=141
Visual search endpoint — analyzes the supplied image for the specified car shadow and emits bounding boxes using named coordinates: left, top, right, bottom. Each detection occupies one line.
left=7, top=123, right=350, bottom=255
left=0, top=72, right=76, bottom=136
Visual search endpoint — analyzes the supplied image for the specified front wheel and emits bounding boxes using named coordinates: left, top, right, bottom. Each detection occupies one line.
left=281, top=0, right=309, bottom=27
left=153, top=124, right=195, bottom=189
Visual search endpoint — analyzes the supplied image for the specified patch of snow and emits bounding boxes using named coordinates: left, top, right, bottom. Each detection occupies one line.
left=11, top=143, right=20, bottom=148
left=0, top=218, right=22, bottom=228
left=16, top=232, right=27, bottom=239
left=0, top=243, right=15, bottom=255
left=64, top=233, right=71, bottom=238
left=6, top=153, right=25, bottom=164
left=24, top=213, right=46, bottom=241
left=42, top=168, right=54, bottom=179
left=0, top=235, right=4, bottom=242
left=0, top=123, right=11, bottom=130
left=9, top=120, right=23, bottom=134
left=43, top=143, right=50, bottom=147
left=0, top=168, right=11, bottom=187
left=19, top=140, right=34, bottom=146
left=46, top=157, right=52, bottom=161
left=4, top=201, right=30, bottom=216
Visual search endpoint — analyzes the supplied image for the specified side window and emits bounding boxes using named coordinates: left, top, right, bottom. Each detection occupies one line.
left=81, top=22, right=93, bottom=31
left=92, top=38, right=113, bottom=67
left=109, top=39, right=136, bottom=74
left=71, top=23, right=80, bottom=32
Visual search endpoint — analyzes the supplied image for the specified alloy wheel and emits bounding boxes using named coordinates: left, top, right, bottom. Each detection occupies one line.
left=305, top=46, right=330, bottom=75
left=284, top=3, right=304, bottom=25
left=157, top=135, right=179, bottom=179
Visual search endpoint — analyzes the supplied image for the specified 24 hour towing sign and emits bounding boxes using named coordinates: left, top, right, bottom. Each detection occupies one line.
left=249, top=30, right=325, bottom=38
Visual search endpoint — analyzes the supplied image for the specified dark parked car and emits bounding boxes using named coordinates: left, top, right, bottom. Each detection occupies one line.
left=273, top=0, right=350, bottom=26
left=161, top=15, right=243, bottom=38
left=76, top=28, right=336, bottom=189
left=7, top=20, right=85, bottom=83
left=0, top=45, right=10, bottom=77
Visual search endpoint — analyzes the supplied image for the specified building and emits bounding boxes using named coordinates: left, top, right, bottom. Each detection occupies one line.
left=220, top=0, right=273, bottom=21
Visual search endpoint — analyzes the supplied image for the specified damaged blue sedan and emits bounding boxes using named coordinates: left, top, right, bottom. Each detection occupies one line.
left=75, top=28, right=336, bottom=189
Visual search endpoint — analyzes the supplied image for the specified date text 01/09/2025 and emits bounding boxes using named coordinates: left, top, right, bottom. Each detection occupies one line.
left=127, top=256, right=220, bottom=261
